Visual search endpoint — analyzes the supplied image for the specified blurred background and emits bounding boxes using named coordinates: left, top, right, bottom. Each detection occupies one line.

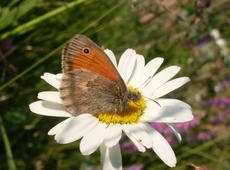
left=0, top=0, right=230, bottom=169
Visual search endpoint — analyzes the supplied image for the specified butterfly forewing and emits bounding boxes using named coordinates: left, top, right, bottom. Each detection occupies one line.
left=62, top=34, right=125, bottom=87
left=60, top=34, right=128, bottom=115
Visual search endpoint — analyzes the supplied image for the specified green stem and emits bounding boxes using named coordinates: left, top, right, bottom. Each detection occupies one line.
left=0, top=0, right=86, bottom=40
left=178, top=132, right=230, bottom=159
left=0, top=116, right=16, bottom=170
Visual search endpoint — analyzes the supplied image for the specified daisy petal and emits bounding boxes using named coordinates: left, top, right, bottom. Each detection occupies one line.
left=100, top=143, right=122, bottom=170
left=55, top=114, right=98, bottom=144
left=48, top=117, right=74, bottom=135
left=56, top=73, right=63, bottom=80
left=80, top=123, right=107, bottom=155
left=118, top=49, right=136, bottom=83
left=104, top=124, right=122, bottom=147
left=151, top=77, right=191, bottom=99
left=156, top=98, right=192, bottom=109
left=144, top=123, right=176, bottom=167
left=141, top=99, right=193, bottom=123
left=38, top=91, right=63, bottom=104
left=167, top=123, right=182, bottom=142
left=138, top=57, right=164, bottom=87
left=104, top=49, right=117, bottom=67
left=128, top=54, right=145, bottom=86
left=142, top=66, right=180, bottom=96
left=123, top=124, right=152, bottom=149
left=122, top=125, right=146, bottom=152
left=29, top=101, right=71, bottom=117
left=41, top=72, right=60, bottom=89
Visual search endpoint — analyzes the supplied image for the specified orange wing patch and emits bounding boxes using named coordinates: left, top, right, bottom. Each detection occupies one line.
left=62, top=34, right=121, bottom=82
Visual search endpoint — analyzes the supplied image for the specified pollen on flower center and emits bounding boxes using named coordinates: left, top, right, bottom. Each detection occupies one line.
left=96, top=87, right=146, bottom=124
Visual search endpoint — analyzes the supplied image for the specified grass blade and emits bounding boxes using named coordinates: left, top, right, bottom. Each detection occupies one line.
left=0, top=116, right=16, bottom=170
left=0, top=0, right=86, bottom=40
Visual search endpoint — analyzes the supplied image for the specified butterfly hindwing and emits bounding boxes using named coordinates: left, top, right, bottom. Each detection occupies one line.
left=60, top=70, right=124, bottom=115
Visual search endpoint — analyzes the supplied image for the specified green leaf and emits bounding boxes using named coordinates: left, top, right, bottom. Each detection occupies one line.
left=0, top=0, right=41, bottom=31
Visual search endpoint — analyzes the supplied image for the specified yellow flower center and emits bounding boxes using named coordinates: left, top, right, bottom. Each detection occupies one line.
left=96, top=87, right=146, bottom=124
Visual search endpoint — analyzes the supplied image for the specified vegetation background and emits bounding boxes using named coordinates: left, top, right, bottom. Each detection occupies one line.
left=0, top=0, right=229, bottom=169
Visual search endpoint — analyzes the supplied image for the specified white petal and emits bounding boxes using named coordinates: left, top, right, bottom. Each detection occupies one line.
left=104, top=124, right=122, bottom=147
left=156, top=98, right=192, bottom=109
left=56, top=73, right=63, bottom=80
left=167, top=123, right=182, bottom=142
left=118, top=49, right=136, bottom=83
left=41, top=72, right=60, bottom=89
left=128, top=54, right=145, bottom=86
left=104, top=49, right=117, bottom=67
left=100, top=143, right=122, bottom=170
left=29, top=101, right=71, bottom=117
left=142, top=66, right=180, bottom=96
left=122, top=125, right=146, bottom=152
left=138, top=57, right=164, bottom=87
left=38, top=91, right=63, bottom=104
left=48, top=117, right=74, bottom=135
left=151, top=77, right=190, bottom=99
left=144, top=123, right=176, bottom=167
left=80, top=122, right=107, bottom=155
left=55, top=114, right=98, bottom=144
left=140, top=99, right=193, bottom=123
left=123, top=124, right=152, bottom=149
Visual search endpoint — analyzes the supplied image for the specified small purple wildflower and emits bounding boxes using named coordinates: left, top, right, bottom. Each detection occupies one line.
left=122, top=141, right=139, bottom=152
left=176, top=116, right=200, bottom=133
left=187, top=131, right=214, bottom=142
left=197, top=131, right=215, bottom=141
left=202, top=98, right=230, bottom=107
left=197, top=35, right=212, bottom=47
left=124, top=164, right=144, bottom=170
left=214, top=78, right=230, bottom=92
left=211, top=109, right=230, bottom=124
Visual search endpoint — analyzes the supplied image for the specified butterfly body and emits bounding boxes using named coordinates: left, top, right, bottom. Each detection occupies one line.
left=60, top=34, right=141, bottom=116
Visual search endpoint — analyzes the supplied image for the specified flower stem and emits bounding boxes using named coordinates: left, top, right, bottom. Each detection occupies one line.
left=0, top=116, right=16, bottom=170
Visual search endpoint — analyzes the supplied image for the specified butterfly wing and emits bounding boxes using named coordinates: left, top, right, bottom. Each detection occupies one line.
left=60, top=34, right=128, bottom=115
left=60, top=70, right=124, bottom=115
left=62, top=34, right=125, bottom=90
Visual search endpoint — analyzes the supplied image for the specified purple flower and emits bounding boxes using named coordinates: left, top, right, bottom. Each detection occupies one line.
left=124, top=164, right=144, bottom=170
left=197, top=131, right=214, bottom=140
left=151, top=123, right=169, bottom=134
left=214, top=78, right=230, bottom=91
left=122, top=141, right=139, bottom=152
left=212, top=109, right=230, bottom=124
left=197, top=35, right=212, bottom=46
left=176, top=116, right=200, bottom=133
left=187, top=131, right=214, bottom=142
left=202, top=98, right=230, bottom=107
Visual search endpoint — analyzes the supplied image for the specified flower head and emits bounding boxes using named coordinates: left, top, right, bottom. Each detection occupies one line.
left=29, top=49, right=193, bottom=169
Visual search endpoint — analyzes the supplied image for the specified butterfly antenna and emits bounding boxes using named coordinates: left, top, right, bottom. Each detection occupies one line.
left=138, top=76, right=153, bottom=90
left=143, top=96, right=161, bottom=107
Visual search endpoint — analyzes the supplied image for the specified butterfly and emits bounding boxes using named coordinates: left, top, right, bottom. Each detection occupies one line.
left=60, top=34, right=141, bottom=116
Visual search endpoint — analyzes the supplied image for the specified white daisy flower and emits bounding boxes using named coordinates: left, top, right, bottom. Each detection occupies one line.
left=29, top=49, right=193, bottom=170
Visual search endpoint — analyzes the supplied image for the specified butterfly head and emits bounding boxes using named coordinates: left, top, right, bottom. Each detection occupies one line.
left=126, top=89, right=141, bottom=103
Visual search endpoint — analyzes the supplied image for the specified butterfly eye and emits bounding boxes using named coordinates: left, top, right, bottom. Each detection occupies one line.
left=83, top=48, right=90, bottom=54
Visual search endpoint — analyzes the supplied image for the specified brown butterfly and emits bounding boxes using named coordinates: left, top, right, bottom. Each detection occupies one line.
left=60, top=34, right=141, bottom=116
